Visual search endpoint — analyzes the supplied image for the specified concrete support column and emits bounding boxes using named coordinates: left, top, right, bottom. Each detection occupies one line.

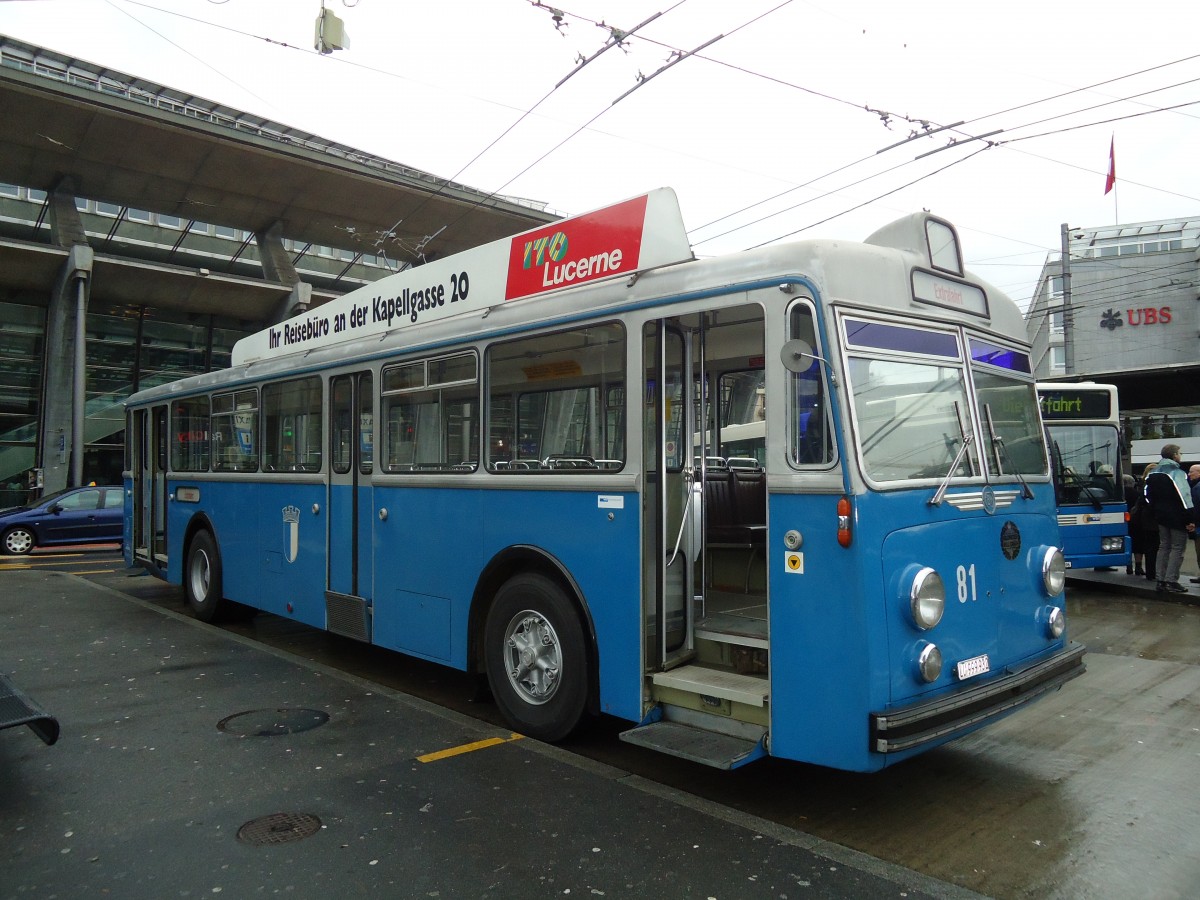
left=255, top=220, right=312, bottom=325
left=42, top=245, right=93, bottom=495
left=39, top=181, right=94, bottom=495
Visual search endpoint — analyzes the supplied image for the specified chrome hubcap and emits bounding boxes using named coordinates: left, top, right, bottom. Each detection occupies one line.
left=502, top=610, right=561, bottom=705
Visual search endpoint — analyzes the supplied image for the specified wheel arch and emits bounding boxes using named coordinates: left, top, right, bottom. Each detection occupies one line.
left=468, top=545, right=600, bottom=715
left=181, top=510, right=219, bottom=557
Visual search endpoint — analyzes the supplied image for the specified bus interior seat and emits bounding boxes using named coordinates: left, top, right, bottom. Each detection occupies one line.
left=704, top=468, right=766, bottom=547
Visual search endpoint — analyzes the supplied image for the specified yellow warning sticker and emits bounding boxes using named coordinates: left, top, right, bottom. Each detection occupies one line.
left=785, top=552, right=804, bottom=574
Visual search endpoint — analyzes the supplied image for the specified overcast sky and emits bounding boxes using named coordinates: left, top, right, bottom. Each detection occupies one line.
left=3, top=0, right=1199, bottom=309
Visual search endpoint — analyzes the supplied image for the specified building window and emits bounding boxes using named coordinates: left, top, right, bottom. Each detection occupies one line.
left=127, top=208, right=152, bottom=223
left=1049, top=346, right=1066, bottom=372
left=214, top=224, right=236, bottom=239
left=96, top=201, right=122, bottom=217
left=158, top=214, right=182, bottom=229
left=1049, top=311, right=1064, bottom=333
left=1, top=183, right=21, bottom=198
left=189, top=220, right=209, bottom=234
left=27, top=189, right=46, bottom=203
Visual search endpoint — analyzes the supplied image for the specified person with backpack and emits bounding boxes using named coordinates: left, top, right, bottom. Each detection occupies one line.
left=1144, top=444, right=1195, bottom=593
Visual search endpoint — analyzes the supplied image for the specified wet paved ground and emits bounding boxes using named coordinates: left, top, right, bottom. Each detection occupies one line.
left=3, top=547, right=1199, bottom=898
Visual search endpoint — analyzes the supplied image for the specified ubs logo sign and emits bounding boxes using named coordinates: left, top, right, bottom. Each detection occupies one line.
left=282, top=505, right=300, bottom=563
left=1099, top=306, right=1172, bottom=330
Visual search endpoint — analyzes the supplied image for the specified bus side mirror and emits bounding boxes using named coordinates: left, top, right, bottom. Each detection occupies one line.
left=780, top=339, right=822, bottom=374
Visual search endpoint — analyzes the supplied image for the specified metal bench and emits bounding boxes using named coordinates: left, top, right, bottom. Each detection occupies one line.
left=0, top=671, right=60, bottom=745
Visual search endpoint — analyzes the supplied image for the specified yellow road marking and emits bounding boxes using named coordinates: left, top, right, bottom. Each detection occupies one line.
left=417, top=732, right=524, bottom=763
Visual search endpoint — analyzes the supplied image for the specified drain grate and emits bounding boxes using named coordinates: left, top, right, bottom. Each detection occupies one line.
left=217, top=708, right=330, bottom=737
left=237, top=812, right=322, bottom=847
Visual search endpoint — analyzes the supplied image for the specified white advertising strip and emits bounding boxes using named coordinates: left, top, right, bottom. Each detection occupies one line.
left=232, top=188, right=692, bottom=366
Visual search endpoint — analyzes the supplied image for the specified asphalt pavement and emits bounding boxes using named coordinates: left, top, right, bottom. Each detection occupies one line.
left=1, top=569, right=977, bottom=900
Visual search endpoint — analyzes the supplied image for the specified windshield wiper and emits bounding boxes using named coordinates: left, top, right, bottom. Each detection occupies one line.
left=930, top=401, right=973, bottom=506
left=984, top=404, right=1034, bottom=500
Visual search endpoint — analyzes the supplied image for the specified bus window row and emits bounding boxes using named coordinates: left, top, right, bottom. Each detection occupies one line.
left=158, top=316, right=841, bottom=478
left=166, top=323, right=631, bottom=476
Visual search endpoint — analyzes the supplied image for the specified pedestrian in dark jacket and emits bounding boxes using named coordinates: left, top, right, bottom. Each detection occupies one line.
left=1145, top=443, right=1195, bottom=593
left=1189, top=464, right=1200, bottom=584
left=1128, top=475, right=1158, bottom=580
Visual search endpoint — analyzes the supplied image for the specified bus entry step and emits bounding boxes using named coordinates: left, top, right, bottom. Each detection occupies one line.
left=619, top=721, right=763, bottom=770
left=0, top=672, right=60, bottom=745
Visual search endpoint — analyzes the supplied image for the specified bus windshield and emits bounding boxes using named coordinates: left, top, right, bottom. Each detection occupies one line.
left=847, top=355, right=975, bottom=483
left=971, top=370, right=1047, bottom=477
left=1045, top=423, right=1122, bottom=503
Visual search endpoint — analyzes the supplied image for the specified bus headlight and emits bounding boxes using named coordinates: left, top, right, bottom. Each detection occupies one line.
left=917, top=643, right=943, bottom=683
left=1046, top=606, right=1065, bottom=639
left=1041, top=547, right=1066, bottom=597
left=909, top=567, right=945, bottom=630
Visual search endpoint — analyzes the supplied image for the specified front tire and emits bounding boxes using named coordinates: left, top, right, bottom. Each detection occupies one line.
left=484, top=573, right=590, bottom=742
left=185, top=530, right=226, bottom=623
left=2, top=526, right=35, bottom=555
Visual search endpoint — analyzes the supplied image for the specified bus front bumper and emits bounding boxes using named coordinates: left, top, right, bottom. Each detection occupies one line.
left=869, top=642, right=1086, bottom=754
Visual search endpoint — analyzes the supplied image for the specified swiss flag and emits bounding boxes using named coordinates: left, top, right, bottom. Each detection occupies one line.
left=1104, top=137, right=1116, bottom=195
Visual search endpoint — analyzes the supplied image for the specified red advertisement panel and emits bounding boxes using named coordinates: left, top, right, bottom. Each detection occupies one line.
left=505, top=194, right=649, bottom=301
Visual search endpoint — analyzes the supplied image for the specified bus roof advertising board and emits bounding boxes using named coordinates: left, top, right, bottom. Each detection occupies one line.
left=231, top=188, right=693, bottom=366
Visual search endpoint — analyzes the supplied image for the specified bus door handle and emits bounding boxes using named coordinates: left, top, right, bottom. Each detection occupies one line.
left=379, top=508, right=388, bottom=522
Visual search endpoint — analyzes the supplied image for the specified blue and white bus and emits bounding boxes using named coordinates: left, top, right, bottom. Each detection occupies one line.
left=1037, top=382, right=1130, bottom=570
left=125, top=190, right=1084, bottom=772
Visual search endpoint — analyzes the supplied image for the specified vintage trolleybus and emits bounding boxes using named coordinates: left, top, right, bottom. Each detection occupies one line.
left=125, top=189, right=1085, bottom=771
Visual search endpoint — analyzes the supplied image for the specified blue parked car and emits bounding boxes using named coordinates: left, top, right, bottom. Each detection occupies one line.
left=1, top=485, right=124, bottom=555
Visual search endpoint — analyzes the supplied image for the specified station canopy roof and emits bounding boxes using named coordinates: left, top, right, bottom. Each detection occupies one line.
left=0, top=36, right=559, bottom=321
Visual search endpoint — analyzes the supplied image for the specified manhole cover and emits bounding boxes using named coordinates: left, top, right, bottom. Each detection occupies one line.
left=217, top=708, right=330, bottom=737
left=237, top=812, right=322, bottom=847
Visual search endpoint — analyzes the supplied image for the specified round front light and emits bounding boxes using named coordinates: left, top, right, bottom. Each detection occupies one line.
left=1042, top=547, right=1066, bottom=597
left=1047, top=606, right=1065, bottom=639
left=909, top=567, right=945, bottom=630
left=917, top=643, right=943, bottom=683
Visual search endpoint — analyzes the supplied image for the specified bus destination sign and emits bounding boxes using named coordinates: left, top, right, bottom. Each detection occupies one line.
left=232, top=188, right=693, bottom=366
left=1039, top=389, right=1112, bottom=420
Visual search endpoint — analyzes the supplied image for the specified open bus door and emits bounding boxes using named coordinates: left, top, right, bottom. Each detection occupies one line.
left=643, top=319, right=702, bottom=672
left=326, top=371, right=374, bottom=641
left=131, top=404, right=168, bottom=567
left=624, top=308, right=769, bottom=769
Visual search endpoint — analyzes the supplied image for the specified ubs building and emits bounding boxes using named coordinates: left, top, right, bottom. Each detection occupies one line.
left=1025, top=217, right=1200, bottom=470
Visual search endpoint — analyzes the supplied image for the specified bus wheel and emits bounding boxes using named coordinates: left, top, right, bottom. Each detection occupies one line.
left=484, top=573, right=589, bottom=742
left=185, top=530, right=225, bottom=623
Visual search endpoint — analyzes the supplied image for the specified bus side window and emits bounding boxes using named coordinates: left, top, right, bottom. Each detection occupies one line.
left=486, top=323, right=626, bottom=473
left=211, top=389, right=258, bottom=472
left=787, top=303, right=834, bottom=467
left=382, top=353, right=478, bottom=473
left=262, top=377, right=323, bottom=472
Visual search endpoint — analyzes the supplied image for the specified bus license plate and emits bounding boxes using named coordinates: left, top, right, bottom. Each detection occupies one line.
left=956, top=653, right=990, bottom=681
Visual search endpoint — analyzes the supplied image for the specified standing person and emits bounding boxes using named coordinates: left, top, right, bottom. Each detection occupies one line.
left=1189, top=464, right=1200, bottom=585
left=1130, top=474, right=1159, bottom=581
left=1144, top=444, right=1195, bottom=593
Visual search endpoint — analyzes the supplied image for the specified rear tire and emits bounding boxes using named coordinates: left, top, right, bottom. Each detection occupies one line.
left=484, top=573, right=590, bottom=742
left=2, top=526, right=35, bottom=555
left=185, top=530, right=226, bottom=623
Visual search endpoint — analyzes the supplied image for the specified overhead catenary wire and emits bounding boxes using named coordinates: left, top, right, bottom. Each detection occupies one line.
left=80, top=1, right=1200, bottom=291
